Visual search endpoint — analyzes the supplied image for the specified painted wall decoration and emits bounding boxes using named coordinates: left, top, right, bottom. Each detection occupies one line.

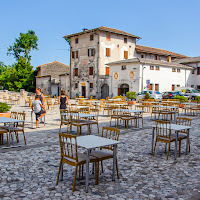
left=129, top=71, right=134, bottom=79
left=114, top=72, right=118, bottom=79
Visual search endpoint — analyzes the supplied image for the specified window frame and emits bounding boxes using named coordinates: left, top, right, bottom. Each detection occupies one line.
left=177, top=68, right=180, bottom=73
left=90, top=83, right=93, bottom=89
left=150, top=66, right=154, bottom=70
left=89, top=66, right=94, bottom=75
left=156, top=66, right=160, bottom=71
left=172, top=68, right=176, bottom=72
left=75, top=38, right=78, bottom=44
left=121, top=65, right=126, bottom=70
left=106, top=34, right=110, bottom=41
left=124, top=38, right=127, bottom=44
left=75, top=68, right=78, bottom=76
left=90, top=34, right=94, bottom=41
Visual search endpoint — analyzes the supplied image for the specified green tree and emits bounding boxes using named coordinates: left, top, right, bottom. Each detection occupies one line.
left=0, top=30, right=38, bottom=92
left=7, top=30, right=38, bottom=61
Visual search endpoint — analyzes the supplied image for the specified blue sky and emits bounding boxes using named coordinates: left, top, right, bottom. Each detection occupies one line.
left=0, top=0, right=199, bottom=69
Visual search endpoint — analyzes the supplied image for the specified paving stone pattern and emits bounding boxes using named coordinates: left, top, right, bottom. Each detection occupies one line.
left=0, top=101, right=200, bottom=200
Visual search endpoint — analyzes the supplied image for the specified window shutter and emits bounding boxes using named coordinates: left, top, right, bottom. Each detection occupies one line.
left=93, top=48, right=95, bottom=56
left=106, top=67, right=109, bottom=75
left=76, top=51, right=79, bottom=58
left=88, top=49, right=90, bottom=56
left=124, top=51, right=128, bottom=59
left=72, top=51, right=75, bottom=58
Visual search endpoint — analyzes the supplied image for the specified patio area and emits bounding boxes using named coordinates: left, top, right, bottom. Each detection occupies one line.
left=0, top=101, right=200, bottom=200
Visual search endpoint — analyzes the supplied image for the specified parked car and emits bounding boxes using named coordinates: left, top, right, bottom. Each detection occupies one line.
left=176, top=87, right=200, bottom=100
left=162, top=91, right=183, bottom=99
left=137, top=90, right=162, bottom=100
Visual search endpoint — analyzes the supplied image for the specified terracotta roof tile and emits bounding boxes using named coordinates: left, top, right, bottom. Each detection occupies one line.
left=36, top=61, right=69, bottom=68
left=63, top=26, right=141, bottom=39
left=136, top=45, right=189, bottom=59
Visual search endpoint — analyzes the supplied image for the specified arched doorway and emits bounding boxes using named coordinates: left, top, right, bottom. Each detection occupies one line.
left=101, top=84, right=109, bottom=99
left=118, top=84, right=129, bottom=96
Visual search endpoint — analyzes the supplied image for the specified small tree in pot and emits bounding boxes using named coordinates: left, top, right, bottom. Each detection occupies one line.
left=0, top=102, right=11, bottom=117
left=126, top=91, right=137, bottom=105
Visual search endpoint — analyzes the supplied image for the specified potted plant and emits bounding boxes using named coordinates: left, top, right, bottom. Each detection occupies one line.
left=195, top=96, right=200, bottom=107
left=126, top=91, right=137, bottom=105
left=174, top=95, right=188, bottom=108
left=0, top=102, right=11, bottom=117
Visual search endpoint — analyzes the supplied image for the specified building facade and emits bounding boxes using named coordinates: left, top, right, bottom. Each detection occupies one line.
left=63, top=26, right=199, bottom=98
left=36, top=61, right=70, bottom=96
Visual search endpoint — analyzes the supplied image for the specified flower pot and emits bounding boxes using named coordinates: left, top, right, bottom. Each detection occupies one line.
left=179, top=104, right=186, bottom=108
left=127, top=101, right=136, bottom=105
left=0, top=113, right=11, bottom=118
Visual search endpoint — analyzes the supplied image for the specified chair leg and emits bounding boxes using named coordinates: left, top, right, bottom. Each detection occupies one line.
left=7, top=133, right=9, bottom=147
left=72, top=166, right=78, bottom=192
left=101, top=161, right=104, bottom=173
left=95, top=161, right=98, bottom=185
left=77, top=127, right=79, bottom=136
left=15, top=131, right=19, bottom=143
left=97, top=124, right=99, bottom=134
left=165, top=143, right=167, bottom=153
left=167, top=143, right=170, bottom=160
left=56, top=159, right=62, bottom=185
left=153, top=138, right=157, bottom=156
left=22, top=130, right=26, bottom=145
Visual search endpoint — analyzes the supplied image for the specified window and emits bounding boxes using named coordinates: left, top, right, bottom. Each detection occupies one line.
left=172, top=68, right=176, bottom=72
left=177, top=85, right=180, bottom=87
left=124, top=38, right=127, bottom=44
left=90, top=83, right=93, bottom=89
left=88, top=48, right=95, bottom=56
left=72, top=51, right=79, bottom=59
left=177, top=69, right=180, bottom=73
left=167, top=56, right=171, bottom=62
left=156, top=66, right=160, bottom=71
left=191, top=85, right=194, bottom=88
left=150, top=66, right=154, bottom=70
left=149, top=84, right=153, bottom=90
left=90, top=34, right=93, bottom=41
left=75, top=68, right=78, bottom=76
left=172, top=84, right=175, bottom=91
left=106, top=48, right=111, bottom=57
left=155, top=55, right=160, bottom=60
left=155, top=84, right=159, bottom=91
left=75, top=38, right=78, bottom=44
left=124, top=51, right=128, bottom=59
left=192, top=70, right=195, bottom=74
left=89, top=67, right=93, bottom=75
left=141, top=54, right=144, bottom=58
left=75, top=83, right=78, bottom=89
left=106, top=34, right=110, bottom=41
left=197, top=67, right=200, bottom=75
left=106, top=67, right=109, bottom=75
left=121, top=65, right=126, bottom=70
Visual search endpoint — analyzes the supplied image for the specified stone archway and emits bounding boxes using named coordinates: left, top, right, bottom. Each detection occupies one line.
left=101, top=84, right=109, bottom=99
left=118, top=84, right=129, bottom=96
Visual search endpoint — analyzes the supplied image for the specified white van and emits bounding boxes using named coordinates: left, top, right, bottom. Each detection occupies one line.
left=176, top=87, right=200, bottom=100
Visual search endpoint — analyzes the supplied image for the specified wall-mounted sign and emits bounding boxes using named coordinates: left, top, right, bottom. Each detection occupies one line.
left=114, top=72, right=118, bottom=79
left=147, top=84, right=150, bottom=89
left=81, top=83, right=86, bottom=86
left=146, top=79, right=150, bottom=84
left=129, top=71, right=134, bottom=79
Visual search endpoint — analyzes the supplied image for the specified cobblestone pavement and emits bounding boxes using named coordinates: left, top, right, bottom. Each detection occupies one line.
left=0, top=102, right=200, bottom=200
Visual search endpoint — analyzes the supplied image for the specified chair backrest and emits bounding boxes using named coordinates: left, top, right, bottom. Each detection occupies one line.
left=17, top=112, right=25, bottom=127
left=60, top=109, right=70, bottom=123
left=79, top=107, right=89, bottom=113
left=155, top=120, right=171, bottom=139
left=101, top=127, right=120, bottom=151
left=59, top=132, right=78, bottom=162
left=70, top=111, right=80, bottom=123
left=11, top=111, right=18, bottom=119
left=176, top=117, right=191, bottom=127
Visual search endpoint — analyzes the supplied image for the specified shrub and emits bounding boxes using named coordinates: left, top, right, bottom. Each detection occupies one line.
left=126, top=91, right=137, bottom=100
left=174, top=95, right=188, bottom=103
left=144, top=92, right=151, bottom=99
left=195, top=96, right=200, bottom=102
left=0, top=102, right=11, bottom=113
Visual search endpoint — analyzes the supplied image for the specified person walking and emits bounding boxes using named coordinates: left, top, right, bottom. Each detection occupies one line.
left=58, top=90, right=69, bottom=109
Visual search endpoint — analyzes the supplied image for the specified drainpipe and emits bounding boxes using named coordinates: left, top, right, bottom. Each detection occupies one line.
left=69, top=45, right=72, bottom=99
left=185, top=69, right=186, bottom=87
left=96, top=33, right=100, bottom=99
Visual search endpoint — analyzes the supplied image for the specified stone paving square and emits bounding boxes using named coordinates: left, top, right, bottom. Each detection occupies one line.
left=0, top=102, right=200, bottom=200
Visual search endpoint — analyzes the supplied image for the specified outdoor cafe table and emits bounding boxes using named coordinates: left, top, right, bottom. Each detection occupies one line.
left=0, top=117, right=24, bottom=148
left=72, top=135, right=119, bottom=192
left=23, top=108, right=33, bottom=128
left=113, top=109, right=144, bottom=128
left=151, top=124, right=191, bottom=159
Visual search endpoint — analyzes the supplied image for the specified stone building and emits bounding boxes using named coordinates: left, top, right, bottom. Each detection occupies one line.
left=63, top=26, right=141, bottom=99
left=64, top=26, right=194, bottom=99
left=36, top=61, right=70, bottom=96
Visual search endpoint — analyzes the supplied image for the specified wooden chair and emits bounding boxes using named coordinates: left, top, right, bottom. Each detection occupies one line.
left=176, top=117, right=191, bottom=157
left=110, top=107, right=121, bottom=128
left=70, top=111, right=90, bottom=136
left=88, top=108, right=99, bottom=134
left=151, top=106, right=160, bottom=121
left=90, top=127, right=120, bottom=184
left=0, top=129, right=9, bottom=146
left=153, top=120, right=176, bottom=160
left=59, top=109, right=70, bottom=133
left=56, top=133, right=98, bottom=192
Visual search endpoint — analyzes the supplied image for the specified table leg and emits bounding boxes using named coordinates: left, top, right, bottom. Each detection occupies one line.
left=86, top=149, right=90, bottom=192
left=8, top=123, right=11, bottom=147
left=186, top=129, right=190, bottom=154
left=151, top=127, right=155, bottom=154
left=60, top=162, right=63, bottom=181
left=175, top=131, right=179, bottom=159
left=31, top=111, right=33, bottom=128
left=112, top=144, right=117, bottom=181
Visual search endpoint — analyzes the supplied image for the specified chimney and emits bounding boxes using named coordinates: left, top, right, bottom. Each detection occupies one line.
left=83, top=28, right=88, bottom=32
